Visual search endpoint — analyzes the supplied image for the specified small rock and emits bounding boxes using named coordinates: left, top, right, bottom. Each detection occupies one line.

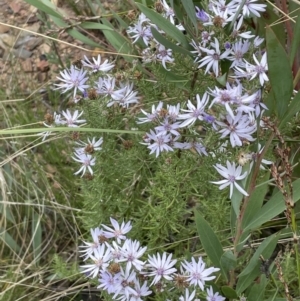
left=12, top=47, right=32, bottom=59
left=0, top=33, right=15, bottom=47
left=21, top=58, right=33, bottom=72
left=25, top=37, right=43, bottom=51
left=39, top=43, right=51, bottom=54
left=0, top=24, right=10, bottom=34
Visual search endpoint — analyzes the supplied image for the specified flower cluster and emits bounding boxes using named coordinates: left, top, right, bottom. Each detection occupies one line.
left=130, top=0, right=272, bottom=199
left=80, top=218, right=223, bottom=301
left=40, top=54, right=140, bottom=177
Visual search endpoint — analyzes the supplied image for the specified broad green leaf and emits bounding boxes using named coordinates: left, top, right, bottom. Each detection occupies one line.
left=256, top=4, right=285, bottom=48
left=23, top=0, right=63, bottom=18
left=244, top=178, right=300, bottom=232
left=279, top=78, right=300, bottom=129
left=181, top=0, right=197, bottom=30
left=290, top=13, right=300, bottom=65
left=221, top=286, right=238, bottom=299
left=32, top=212, right=42, bottom=265
left=0, top=203, right=15, bottom=224
left=135, top=3, right=189, bottom=48
left=151, top=27, right=193, bottom=58
left=236, top=233, right=279, bottom=294
left=247, top=275, right=267, bottom=301
left=0, top=228, right=21, bottom=252
left=266, top=26, right=293, bottom=119
left=242, top=171, right=270, bottom=229
left=67, top=28, right=100, bottom=48
left=110, top=10, right=129, bottom=29
left=238, top=234, right=279, bottom=278
left=195, top=211, right=223, bottom=269
left=80, top=22, right=113, bottom=31
left=101, top=19, right=135, bottom=62
left=220, top=250, right=236, bottom=281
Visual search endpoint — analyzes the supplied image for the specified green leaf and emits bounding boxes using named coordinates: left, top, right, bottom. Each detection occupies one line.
left=100, top=19, right=135, bottom=62
left=195, top=211, right=223, bottom=269
left=266, top=26, right=293, bottom=119
left=244, top=178, right=300, bottom=232
left=247, top=275, right=267, bottom=301
left=220, top=250, right=237, bottom=281
left=151, top=27, right=193, bottom=58
left=242, top=171, right=270, bottom=229
left=32, top=212, right=42, bottom=265
left=181, top=0, right=197, bottom=30
left=236, top=233, right=279, bottom=294
left=256, top=5, right=286, bottom=48
left=67, top=28, right=100, bottom=48
left=135, top=2, right=189, bottom=48
left=23, top=0, right=63, bottom=18
left=290, top=11, right=300, bottom=65
left=221, top=286, right=238, bottom=299
left=0, top=228, right=21, bottom=252
left=279, top=82, right=300, bottom=129
left=80, top=22, right=113, bottom=31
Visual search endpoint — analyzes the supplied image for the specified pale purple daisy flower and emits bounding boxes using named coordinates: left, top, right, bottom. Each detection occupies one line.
left=130, top=280, right=152, bottom=301
left=137, top=101, right=164, bottom=124
left=61, top=109, right=86, bottom=127
left=206, top=286, right=225, bottom=301
left=98, top=271, right=122, bottom=294
left=155, top=118, right=181, bottom=136
left=216, top=112, right=256, bottom=147
left=167, top=103, right=181, bottom=121
left=111, top=83, right=139, bottom=108
left=81, top=55, right=114, bottom=73
left=178, top=93, right=209, bottom=127
left=118, top=239, right=147, bottom=271
left=156, top=44, right=174, bottom=70
left=229, top=39, right=251, bottom=68
left=75, top=137, right=103, bottom=155
left=181, top=257, right=220, bottom=291
left=248, top=52, right=268, bottom=86
left=211, top=160, right=249, bottom=198
left=144, top=129, right=174, bottom=157
left=79, top=227, right=107, bottom=260
left=127, top=22, right=153, bottom=46
left=55, top=65, right=89, bottom=100
left=80, top=244, right=112, bottom=278
left=72, top=152, right=96, bottom=177
left=102, top=217, right=132, bottom=244
left=233, top=0, right=267, bottom=17
left=147, top=252, right=177, bottom=285
left=160, top=0, right=176, bottom=24
left=199, top=38, right=231, bottom=76
left=113, top=265, right=137, bottom=300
